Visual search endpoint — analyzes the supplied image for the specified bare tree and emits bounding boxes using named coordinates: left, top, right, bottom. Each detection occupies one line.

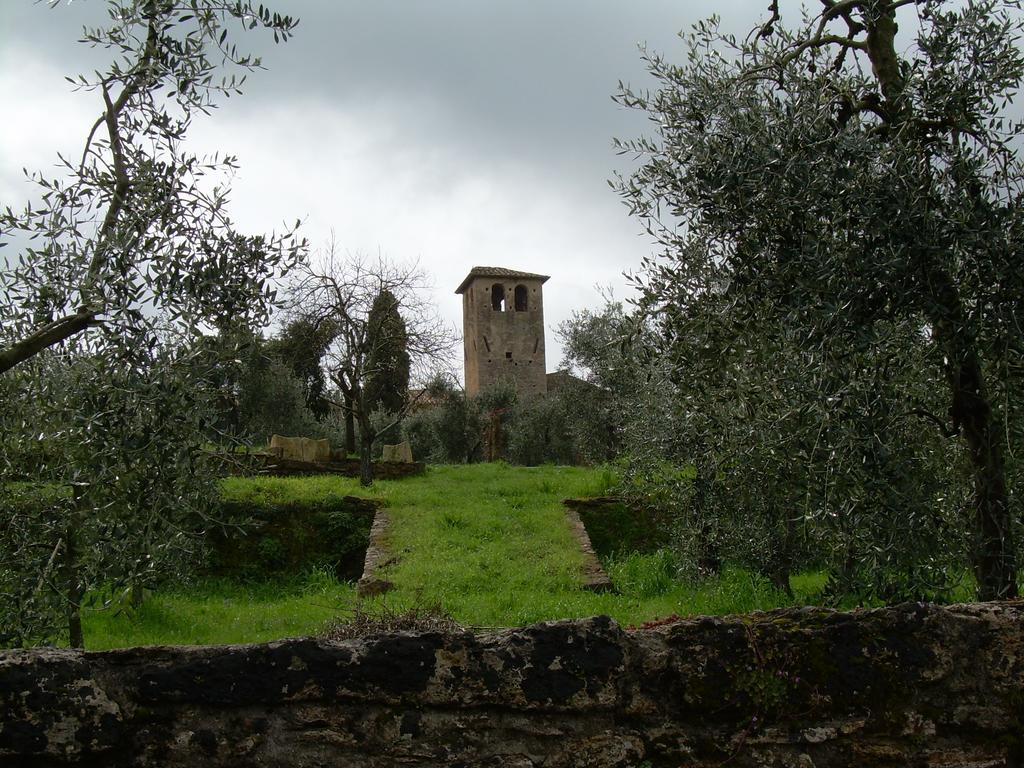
left=287, top=243, right=456, bottom=485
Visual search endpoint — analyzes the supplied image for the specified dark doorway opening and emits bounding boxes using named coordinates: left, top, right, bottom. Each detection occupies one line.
left=491, top=283, right=506, bottom=311
left=514, top=284, right=528, bottom=311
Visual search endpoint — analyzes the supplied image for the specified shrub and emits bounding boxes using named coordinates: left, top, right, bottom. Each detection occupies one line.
left=606, top=550, right=679, bottom=598
left=321, top=602, right=463, bottom=641
left=403, top=407, right=445, bottom=463
left=506, top=395, right=575, bottom=466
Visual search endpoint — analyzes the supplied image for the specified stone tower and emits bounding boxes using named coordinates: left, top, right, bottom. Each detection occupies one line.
left=456, top=266, right=549, bottom=398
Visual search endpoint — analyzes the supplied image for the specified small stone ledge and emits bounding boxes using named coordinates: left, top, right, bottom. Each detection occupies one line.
left=1, top=602, right=1022, bottom=767
left=357, top=508, right=394, bottom=598
left=562, top=505, right=613, bottom=592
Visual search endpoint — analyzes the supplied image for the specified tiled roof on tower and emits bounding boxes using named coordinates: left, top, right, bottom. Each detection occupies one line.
left=455, top=266, right=550, bottom=294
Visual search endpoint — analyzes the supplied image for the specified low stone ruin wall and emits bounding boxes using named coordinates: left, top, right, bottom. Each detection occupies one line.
left=216, top=452, right=426, bottom=480
left=260, top=456, right=426, bottom=480
left=2, top=602, right=1022, bottom=767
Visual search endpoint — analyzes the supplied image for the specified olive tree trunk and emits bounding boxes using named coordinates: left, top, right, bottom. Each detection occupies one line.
left=930, top=273, right=1017, bottom=601
left=63, top=491, right=85, bottom=649
left=949, top=350, right=1016, bottom=600
left=766, top=509, right=796, bottom=599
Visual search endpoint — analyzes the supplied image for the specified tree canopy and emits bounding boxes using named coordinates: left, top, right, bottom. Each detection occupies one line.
left=365, top=289, right=411, bottom=416
left=617, top=0, right=1024, bottom=599
left=266, top=316, right=339, bottom=420
left=0, top=0, right=305, bottom=646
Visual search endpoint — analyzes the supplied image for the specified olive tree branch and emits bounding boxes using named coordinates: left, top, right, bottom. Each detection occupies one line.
left=0, top=308, right=102, bottom=375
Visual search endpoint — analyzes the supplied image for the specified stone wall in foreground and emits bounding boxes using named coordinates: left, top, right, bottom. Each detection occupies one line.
left=1, top=602, right=1022, bottom=767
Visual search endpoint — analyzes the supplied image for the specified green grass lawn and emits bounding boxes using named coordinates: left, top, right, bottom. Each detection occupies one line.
left=82, top=463, right=823, bottom=648
left=83, top=572, right=356, bottom=650
left=363, top=463, right=822, bottom=627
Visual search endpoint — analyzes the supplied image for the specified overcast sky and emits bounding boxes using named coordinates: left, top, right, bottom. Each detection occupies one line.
left=1, top=0, right=790, bottom=374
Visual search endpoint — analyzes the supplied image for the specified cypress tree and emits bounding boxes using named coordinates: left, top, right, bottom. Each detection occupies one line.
left=365, top=289, right=410, bottom=415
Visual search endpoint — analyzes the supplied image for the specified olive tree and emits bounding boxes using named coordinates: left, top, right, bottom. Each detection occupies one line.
left=617, top=0, right=1024, bottom=599
left=401, top=374, right=502, bottom=465
left=656, top=298, right=961, bottom=598
left=0, top=0, right=305, bottom=646
left=266, top=316, right=340, bottom=421
left=1, top=340, right=221, bottom=648
left=0, top=0, right=304, bottom=375
left=556, top=301, right=643, bottom=462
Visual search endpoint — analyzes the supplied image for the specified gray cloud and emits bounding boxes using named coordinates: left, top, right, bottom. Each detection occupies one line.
left=2, top=0, right=796, bottom=373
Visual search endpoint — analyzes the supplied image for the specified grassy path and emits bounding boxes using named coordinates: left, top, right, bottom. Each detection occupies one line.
left=83, top=464, right=821, bottom=648
left=370, top=464, right=604, bottom=626
left=364, top=464, right=821, bottom=627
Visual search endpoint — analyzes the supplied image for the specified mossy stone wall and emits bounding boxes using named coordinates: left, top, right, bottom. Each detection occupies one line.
left=1, top=602, right=1022, bottom=766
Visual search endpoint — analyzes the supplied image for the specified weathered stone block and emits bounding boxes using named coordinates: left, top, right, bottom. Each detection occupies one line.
left=381, top=441, right=414, bottom=463
left=268, top=435, right=331, bottom=464
left=357, top=509, right=394, bottom=598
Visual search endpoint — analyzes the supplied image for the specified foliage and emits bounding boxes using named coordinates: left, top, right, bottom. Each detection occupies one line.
left=233, top=329, right=323, bottom=443
left=237, top=355, right=321, bottom=443
left=0, top=343, right=220, bottom=647
left=558, top=301, right=636, bottom=392
left=556, top=301, right=651, bottom=463
left=568, top=302, right=970, bottom=600
left=265, top=316, right=339, bottom=420
left=553, top=377, right=619, bottom=464
left=194, top=323, right=323, bottom=445
left=401, top=377, right=483, bottom=463
left=0, top=0, right=304, bottom=646
left=403, top=374, right=616, bottom=467
left=198, top=317, right=339, bottom=446
left=506, top=393, right=576, bottom=466
left=287, top=247, right=455, bottom=484
left=433, top=389, right=485, bottom=462
left=615, top=0, right=1024, bottom=600
left=364, top=289, right=411, bottom=415
left=401, top=407, right=445, bottom=464
left=471, top=378, right=518, bottom=461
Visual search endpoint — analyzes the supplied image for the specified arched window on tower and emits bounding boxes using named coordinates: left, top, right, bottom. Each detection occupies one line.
left=514, top=284, right=528, bottom=311
left=491, top=283, right=506, bottom=311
